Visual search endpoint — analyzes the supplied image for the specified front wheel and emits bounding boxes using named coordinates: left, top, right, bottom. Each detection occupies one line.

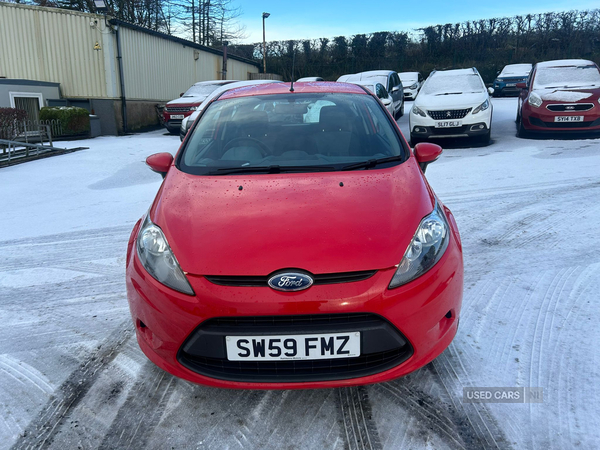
left=398, top=102, right=405, bottom=118
left=517, top=116, right=528, bottom=138
left=410, top=135, right=421, bottom=146
left=478, top=130, right=491, bottom=145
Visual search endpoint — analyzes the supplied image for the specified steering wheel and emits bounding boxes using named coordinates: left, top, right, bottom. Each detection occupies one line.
left=223, top=137, right=270, bottom=157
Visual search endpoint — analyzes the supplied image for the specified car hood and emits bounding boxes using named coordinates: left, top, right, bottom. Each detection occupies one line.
left=535, top=87, right=599, bottom=103
left=151, top=161, right=434, bottom=276
left=167, top=96, right=206, bottom=107
left=415, top=92, right=488, bottom=110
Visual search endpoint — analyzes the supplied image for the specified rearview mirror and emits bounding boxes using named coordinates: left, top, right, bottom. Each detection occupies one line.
left=146, top=152, right=174, bottom=178
left=414, top=142, right=442, bottom=173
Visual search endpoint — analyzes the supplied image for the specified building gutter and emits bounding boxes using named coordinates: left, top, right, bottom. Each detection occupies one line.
left=114, top=24, right=128, bottom=133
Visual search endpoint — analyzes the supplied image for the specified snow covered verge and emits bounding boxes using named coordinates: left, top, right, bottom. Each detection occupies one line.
left=1, top=99, right=599, bottom=449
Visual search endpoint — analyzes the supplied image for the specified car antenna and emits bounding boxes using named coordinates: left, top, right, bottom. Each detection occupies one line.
left=290, top=50, right=296, bottom=92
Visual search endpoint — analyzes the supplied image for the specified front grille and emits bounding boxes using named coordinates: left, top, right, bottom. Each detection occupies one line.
left=543, top=121, right=594, bottom=129
left=430, top=125, right=469, bottom=135
left=205, top=270, right=377, bottom=287
left=166, top=106, right=190, bottom=112
left=547, top=103, right=594, bottom=112
left=178, top=313, right=413, bottom=382
left=428, top=108, right=472, bottom=120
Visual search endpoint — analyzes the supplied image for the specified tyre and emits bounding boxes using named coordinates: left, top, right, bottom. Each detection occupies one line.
left=398, top=102, right=405, bottom=118
left=517, top=116, right=528, bottom=138
left=478, top=130, right=491, bottom=145
left=410, top=135, right=421, bottom=147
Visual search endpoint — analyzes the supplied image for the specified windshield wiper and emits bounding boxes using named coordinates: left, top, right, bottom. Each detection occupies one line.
left=341, top=156, right=403, bottom=171
left=435, top=92, right=463, bottom=96
left=213, top=165, right=336, bottom=175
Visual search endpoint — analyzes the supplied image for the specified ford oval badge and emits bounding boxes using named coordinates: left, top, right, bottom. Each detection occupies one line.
left=268, top=272, right=314, bottom=292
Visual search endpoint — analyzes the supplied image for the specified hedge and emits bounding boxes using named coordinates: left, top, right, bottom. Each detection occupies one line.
left=40, top=106, right=90, bottom=136
left=0, top=107, right=28, bottom=140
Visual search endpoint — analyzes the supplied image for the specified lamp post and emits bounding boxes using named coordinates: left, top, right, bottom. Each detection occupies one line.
left=262, top=12, right=270, bottom=74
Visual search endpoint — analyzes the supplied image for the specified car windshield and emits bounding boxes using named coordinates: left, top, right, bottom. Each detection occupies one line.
left=498, top=64, right=531, bottom=78
left=399, top=73, right=418, bottom=83
left=179, top=93, right=405, bottom=175
left=183, top=84, right=225, bottom=98
left=421, top=73, right=485, bottom=95
left=534, top=65, right=600, bottom=89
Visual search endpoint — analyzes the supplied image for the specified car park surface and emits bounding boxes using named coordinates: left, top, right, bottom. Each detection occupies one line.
left=2, top=97, right=600, bottom=449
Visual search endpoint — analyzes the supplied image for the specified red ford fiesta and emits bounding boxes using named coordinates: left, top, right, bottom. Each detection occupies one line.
left=125, top=82, right=463, bottom=389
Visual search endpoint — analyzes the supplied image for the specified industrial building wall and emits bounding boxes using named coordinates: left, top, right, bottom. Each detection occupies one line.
left=0, top=3, right=108, bottom=99
left=118, top=26, right=259, bottom=101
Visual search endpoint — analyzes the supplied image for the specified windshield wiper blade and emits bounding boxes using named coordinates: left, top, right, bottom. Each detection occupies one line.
left=213, top=165, right=336, bottom=175
left=435, top=92, right=463, bottom=96
left=341, top=156, right=403, bottom=171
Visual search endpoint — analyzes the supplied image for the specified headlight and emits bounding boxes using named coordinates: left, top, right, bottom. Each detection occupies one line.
left=409, top=83, right=418, bottom=90
left=389, top=202, right=450, bottom=289
left=528, top=93, right=543, bottom=108
left=189, top=106, right=198, bottom=111
left=412, top=105, right=427, bottom=117
left=472, top=99, right=490, bottom=114
left=136, top=215, right=195, bottom=295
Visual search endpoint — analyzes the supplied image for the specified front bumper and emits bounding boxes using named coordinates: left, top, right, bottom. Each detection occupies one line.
left=522, top=106, right=600, bottom=132
left=125, top=220, right=463, bottom=389
left=404, top=88, right=419, bottom=100
left=163, top=111, right=194, bottom=131
left=409, top=106, right=492, bottom=139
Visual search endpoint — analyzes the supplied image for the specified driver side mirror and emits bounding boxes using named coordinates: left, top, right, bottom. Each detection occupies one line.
left=180, top=92, right=184, bottom=97
left=414, top=142, right=443, bottom=173
left=381, top=98, right=392, bottom=106
left=487, top=87, right=495, bottom=95
left=146, top=152, right=174, bottom=178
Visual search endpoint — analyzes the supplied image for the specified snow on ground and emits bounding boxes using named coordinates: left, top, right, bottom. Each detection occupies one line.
left=1, top=98, right=600, bottom=449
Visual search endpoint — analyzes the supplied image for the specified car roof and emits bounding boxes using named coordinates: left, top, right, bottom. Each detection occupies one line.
left=399, top=72, right=419, bottom=77
left=431, top=68, right=479, bottom=77
left=192, top=80, right=237, bottom=87
left=536, top=59, right=596, bottom=69
left=218, top=81, right=367, bottom=100
left=357, top=70, right=396, bottom=76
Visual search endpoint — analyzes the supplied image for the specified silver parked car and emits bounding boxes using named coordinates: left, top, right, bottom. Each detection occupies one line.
left=346, top=81, right=395, bottom=117
left=337, top=70, right=404, bottom=118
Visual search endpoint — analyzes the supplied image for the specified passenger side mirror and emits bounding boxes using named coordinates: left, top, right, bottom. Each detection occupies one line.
left=414, top=142, right=443, bottom=173
left=487, top=87, right=495, bottom=95
left=382, top=98, right=392, bottom=106
left=180, top=92, right=184, bottom=97
left=146, top=152, right=174, bottom=178
left=391, top=86, right=399, bottom=92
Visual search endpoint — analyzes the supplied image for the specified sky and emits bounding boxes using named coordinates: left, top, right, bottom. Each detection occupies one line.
left=235, top=0, right=600, bottom=44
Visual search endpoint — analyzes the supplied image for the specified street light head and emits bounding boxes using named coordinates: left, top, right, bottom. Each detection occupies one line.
left=94, top=0, right=108, bottom=13
left=262, top=12, right=270, bottom=19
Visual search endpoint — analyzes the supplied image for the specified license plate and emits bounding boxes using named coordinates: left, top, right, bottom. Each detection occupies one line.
left=506, top=83, right=516, bottom=87
left=226, top=332, right=361, bottom=361
left=170, top=114, right=184, bottom=120
left=554, top=116, right=584, bottom=122
left=435, top=120, right=461, bottom=128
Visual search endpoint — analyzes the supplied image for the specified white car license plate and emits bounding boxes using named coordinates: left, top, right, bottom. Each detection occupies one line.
left=506, top=83, right=516, bottom=87
left=554, top=116, right=584, bottom=122
left=226, top=332, right=360, bottom=361
left=435, top=120, right=461, bottom=128
left=170, top=114, right=184, bottom=120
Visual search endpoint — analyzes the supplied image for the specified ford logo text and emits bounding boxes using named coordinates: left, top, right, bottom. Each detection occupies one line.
left=268, top=272, right=314, bottom=292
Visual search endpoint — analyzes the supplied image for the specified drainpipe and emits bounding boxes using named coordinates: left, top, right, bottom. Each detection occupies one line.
left=115, top=25, right=128, bottom=133
left=222, top=41, right=228, bottom=80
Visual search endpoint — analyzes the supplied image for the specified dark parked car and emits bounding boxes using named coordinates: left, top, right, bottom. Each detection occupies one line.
left=492, top=64, right=532, bottom=97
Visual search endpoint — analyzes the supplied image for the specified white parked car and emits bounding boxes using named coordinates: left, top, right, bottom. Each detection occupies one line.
left=399, top=72, right=424, bottom=100
left=409, top=68, right=493, bottom=145
left=296, top=77, right=324, bottom=82
left=346, top=81, right=395, bottom=116
left=337, top=70, right=404, bottom=118
left=180, top=80, right=283, bottom=140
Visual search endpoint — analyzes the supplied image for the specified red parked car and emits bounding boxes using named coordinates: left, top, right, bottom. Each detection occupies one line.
left=126, top=82, right=463, bottom=389
left=162, top=80, right=236, bottom=134
left=517, top=59, right=600, bottom=136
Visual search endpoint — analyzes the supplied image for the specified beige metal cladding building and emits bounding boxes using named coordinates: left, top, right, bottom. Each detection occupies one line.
left=0, top=2, right=260, bottom=134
